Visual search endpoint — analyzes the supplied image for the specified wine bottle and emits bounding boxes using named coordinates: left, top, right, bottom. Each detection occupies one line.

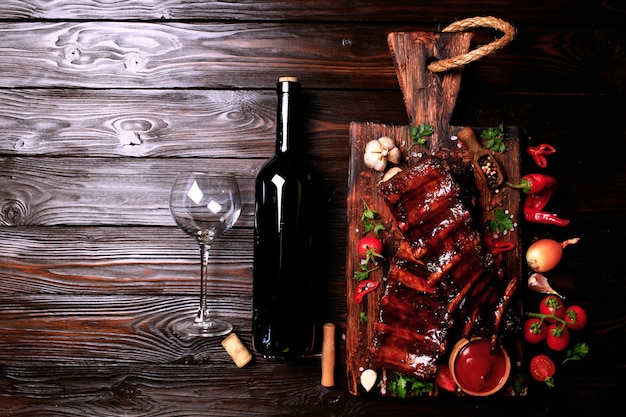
left=252, top=77, right=316, bottom=359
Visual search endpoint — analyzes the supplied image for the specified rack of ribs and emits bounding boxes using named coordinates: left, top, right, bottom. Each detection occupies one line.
left=370, top=155, right=501, bottom=380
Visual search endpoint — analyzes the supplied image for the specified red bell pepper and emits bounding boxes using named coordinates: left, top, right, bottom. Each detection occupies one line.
left=506, top=174, right=569, bottom=226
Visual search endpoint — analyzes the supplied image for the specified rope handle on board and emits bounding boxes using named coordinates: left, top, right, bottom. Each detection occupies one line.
left=427, top=16, right=516, bottom=73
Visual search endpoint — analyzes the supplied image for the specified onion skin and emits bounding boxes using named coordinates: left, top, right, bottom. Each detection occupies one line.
left=526, top=238, right=580, bottom=273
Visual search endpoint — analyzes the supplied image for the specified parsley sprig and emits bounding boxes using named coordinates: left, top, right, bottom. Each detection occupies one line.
left=408, top=123, right=434, bottom=150
left=359, top=312, right=368, bottom=322
left=353, top=264, right=379, bottom=282
left=360, top=197, right=385, bottom=234
left=387, top=372, right=434, bottom=398
left=486, top=207, right=514, bottom=234
left=481, top=122, right=511, bottom=153
left=562, top=342, right=590, bottom=365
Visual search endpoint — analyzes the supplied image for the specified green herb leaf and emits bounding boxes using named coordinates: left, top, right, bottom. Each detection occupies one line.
left=353, top=263, right=379, bottom=282
left=408, top=123, right=434, bottom=151
left=359, top=311, right=368, bottom=322
left=486, top=207, right=514, bottom=234
left=387, top=372, right=434, bottom=398
left=360, top=197, right=385, bottom=235
left=481, top=122, right=511, bottom=153
left=562, top=342, right=590, bottom=365
left=512, top=374, right=528, bottom=396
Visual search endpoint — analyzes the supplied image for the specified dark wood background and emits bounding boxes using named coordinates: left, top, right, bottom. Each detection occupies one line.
left=0, top=1, right=624, bottom=415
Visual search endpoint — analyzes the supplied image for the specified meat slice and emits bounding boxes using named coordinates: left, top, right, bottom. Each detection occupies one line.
left=371, top=280, right=449, bottom=379
left=371, top=155, right=497, bottom=380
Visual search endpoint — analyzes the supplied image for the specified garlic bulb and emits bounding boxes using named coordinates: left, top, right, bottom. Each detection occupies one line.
left=363, top=136, right=401, bottom=172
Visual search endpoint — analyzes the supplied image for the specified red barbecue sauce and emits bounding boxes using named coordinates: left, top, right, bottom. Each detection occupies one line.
left=453, top=338, right=509, bottom=395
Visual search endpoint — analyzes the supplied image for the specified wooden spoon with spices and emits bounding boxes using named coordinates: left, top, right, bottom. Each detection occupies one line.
left=457, top=126, right=505, bottom=190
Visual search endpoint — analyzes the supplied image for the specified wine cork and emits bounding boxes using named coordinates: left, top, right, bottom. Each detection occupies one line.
left=278, top=76, right=298, bottom=82
left=320, top=323, right=336, bottom=387
left=221, top=333, right=253, bottom=368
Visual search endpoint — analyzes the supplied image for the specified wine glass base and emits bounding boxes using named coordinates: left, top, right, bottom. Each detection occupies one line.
left=173, top=318, right=233, bottom=338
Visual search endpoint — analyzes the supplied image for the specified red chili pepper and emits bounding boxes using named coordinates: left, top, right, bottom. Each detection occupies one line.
left=354, top=279, right=379, bottom=303
left=527, top=144, right=556, bottom=168
left=485, top=235, right=516, bottom=256
left=506, top=174, right=569, bottom=226
left=523, top=199, right=570, bottom=226
left=484, top=235, right=516, bottom=267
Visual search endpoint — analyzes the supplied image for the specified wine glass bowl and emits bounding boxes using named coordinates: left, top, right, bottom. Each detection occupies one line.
left=169, top=172, right=241, bottom=338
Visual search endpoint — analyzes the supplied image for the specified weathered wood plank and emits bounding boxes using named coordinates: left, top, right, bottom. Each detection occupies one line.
left=0, top=89, right=275, bottom=158
left=0, top=363, right=621, bottom=417
left=0, top=157, right=256, bottom=226
left=0, top=152, right=623, bottom=229
left=0, top=157, right=347, bottom=227
left=0, top=89, right=404, bottom=157
left=1, top=90, right=624, bottom=160
left=0, top=225, right=342, bottom=303
left=0, top=294, right=255, bottom=364
left=0, top=22, right=622, bottom=93
left=0, top=22, right=401, bottom=89
left=0, top=227, right=253, bottom=294
left=0, top=0, right=623, bottom=26
left=0, top=362, right=341, bottom=417
left=0, top=281, right=621, bottom=367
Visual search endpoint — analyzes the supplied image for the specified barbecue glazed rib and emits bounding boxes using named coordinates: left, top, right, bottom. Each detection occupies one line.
left=371, top=155, right=499, bottom=379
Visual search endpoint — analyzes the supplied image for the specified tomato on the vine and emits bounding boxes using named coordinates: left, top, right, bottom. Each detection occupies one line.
left=539, top=295, right=566, bottom=322
left=523, top=318, right=547, bottom=344
left=564, top=305, right=588, bottom=331
left=357, top=237, right=383, bottom=261
left=530, top=354, right=556, bottom=387
left=546, top=323, right=570, bottom=351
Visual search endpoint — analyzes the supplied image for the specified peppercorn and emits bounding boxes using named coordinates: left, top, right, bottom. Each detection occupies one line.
left=478, top=154, right=502, bottom=189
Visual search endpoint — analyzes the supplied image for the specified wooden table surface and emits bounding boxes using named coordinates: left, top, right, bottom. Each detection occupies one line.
left=0, top=1, right=624, bottom=415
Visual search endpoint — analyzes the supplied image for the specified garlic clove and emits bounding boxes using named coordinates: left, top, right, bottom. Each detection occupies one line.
left=380, top=167, right=403, bottom=183
left=364, top=138, right=383, bottom=153
left=360, top=369, right=378, bottom=392
left=364, top=150, right=387, bottom=171
left=387, top=146, right=402, bottom=164
left=528, top=272, right=563, bottom=297
left=377, top=136, right=396, bottom=150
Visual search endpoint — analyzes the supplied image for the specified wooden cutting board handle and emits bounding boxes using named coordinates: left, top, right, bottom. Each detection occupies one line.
left=387, top=31, right=472, bottom=152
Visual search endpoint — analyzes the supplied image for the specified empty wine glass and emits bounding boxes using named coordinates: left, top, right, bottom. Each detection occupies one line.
left=169, top=172, right=241, bottom=337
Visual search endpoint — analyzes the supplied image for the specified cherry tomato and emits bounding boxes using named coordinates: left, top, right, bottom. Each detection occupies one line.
left=530, top=354, right=556, bottom=386
left=539, top=295, right=566, bottom=322
left=546, top=323, right=570, bottom=351
left=564, top=305, right=588, bottom=330
left=434, top=364, right=457, bottom=392
left=523, top=318, right=547, bottom=344
left=357, top=237, right=383, bottom=259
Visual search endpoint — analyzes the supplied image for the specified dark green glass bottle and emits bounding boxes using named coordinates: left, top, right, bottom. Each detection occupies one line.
left=252, top=77, right=316, bottom=359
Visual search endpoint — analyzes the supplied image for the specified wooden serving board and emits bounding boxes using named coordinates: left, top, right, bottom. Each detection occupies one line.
left=345, top=31, right=523, bottom=396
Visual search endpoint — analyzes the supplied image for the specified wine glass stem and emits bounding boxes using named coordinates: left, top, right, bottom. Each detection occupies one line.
left=197, top=242, right=211, bottom=323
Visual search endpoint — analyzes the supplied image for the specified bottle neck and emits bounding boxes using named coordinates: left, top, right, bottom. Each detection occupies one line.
left=276, top=79, right=301, bottom=156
